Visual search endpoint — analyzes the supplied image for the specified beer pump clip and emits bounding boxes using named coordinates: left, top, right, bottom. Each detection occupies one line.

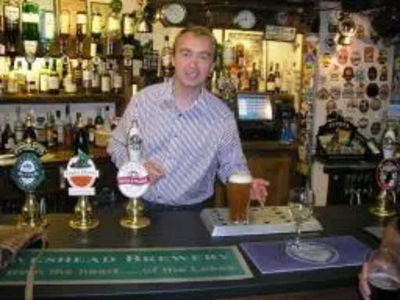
left=64, top=149, right=100, bottom=230
left=11, top=140, right=47, bottom=228
left=117, top=120, right=150, bottom=229
left=371, top=158, right=399, bottom=217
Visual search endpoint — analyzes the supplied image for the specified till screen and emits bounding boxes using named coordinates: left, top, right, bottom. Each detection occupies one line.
left=237, top=95, right=273, bottom=121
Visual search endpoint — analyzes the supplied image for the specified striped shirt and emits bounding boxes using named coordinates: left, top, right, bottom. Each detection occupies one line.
left=107, top=80, right=249, bottom=205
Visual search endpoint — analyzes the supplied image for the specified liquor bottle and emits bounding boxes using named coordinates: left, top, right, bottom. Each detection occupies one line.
left=91, top=63, right=100, bottom=93
left=104, top=105, right=112, bottom=131
left=63, top=105, right=73, bottom=148
left=74, top=114, right=89, bottom=155
left=161, top=35, right=173, bottom=80
left=0, top=15, right=5, bottom=56
left=90, top=12, right=102, bottom=57
left=59, top=10, right=70, bottom=54
left=26, top=64, right=37, bottom=95
left=23, top=113, right=36, bottom=141
left=35, top=116, right=46, bottom=143
left=249, top=63, right=259, bottom=92
left=223, top=39, right=234, bottom=67
left=82, top=59, right=92, bottom=94
left=55, top=110, right=64, bottom=147
left=3, top=0, right=20, bottom=55
left=100, top=63, right=111, bottom=93
left=45, top=112, right=55, bottom=148
left=73, top=59, right=83, bottom=90
left=121, top=13, right=135, bottom=68
left=22, top=0, right=40, bottom=67
left=39, top=60, right=50, bottom=94
left=280, top=61, right=289, bottom=94
left=14, top=106, right=24, bottom=143
left=274, top=63, right=281, bottom=94
left=86, top=117, right=95, bottom=144
left=49, top=59, right=60, bottom=94
left=76, top=11, right=87, bottom=55
left=94, top=107, right=104, bottom=131
left=15, top=61, right=27, bottom=94
left=112, top=60, right=122, bottom=94
left=1, top=113, right=15, bottom=152
left=266, top=64, right=275, bottom=93
left=7, top=61, right=18, bottom=94
left=40, top=11, right=55, bottom=53
left=106, top=12, right=120, bottom=56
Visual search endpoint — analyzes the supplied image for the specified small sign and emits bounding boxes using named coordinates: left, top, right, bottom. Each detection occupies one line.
left=264, top=25, right=297, bottom=43
left=64, top=150, right=99, bottom=196
left=11, top=152, right=45, bottom=192
left=117, top=161, right=149, bottom=198
left=0, top=247, right=252, bottom=284
left=376, top=158, right=400, bottom=190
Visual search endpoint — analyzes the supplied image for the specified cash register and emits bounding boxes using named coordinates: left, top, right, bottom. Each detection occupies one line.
left=236, top=92, right=295, bottom=141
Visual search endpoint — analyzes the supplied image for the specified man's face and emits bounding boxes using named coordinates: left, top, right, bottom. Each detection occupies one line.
left=172, top=32, right=214, bottom=90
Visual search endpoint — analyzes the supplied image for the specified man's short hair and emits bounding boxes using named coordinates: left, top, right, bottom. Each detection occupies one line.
left=173, top=26, right=217, bottom=62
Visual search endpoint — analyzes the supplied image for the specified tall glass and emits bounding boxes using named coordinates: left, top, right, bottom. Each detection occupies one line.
left=367, top=249, right=400, bottom=300
left=287, top=187, right=314, bottom=250
left=227, top=172, right=252, bottom=225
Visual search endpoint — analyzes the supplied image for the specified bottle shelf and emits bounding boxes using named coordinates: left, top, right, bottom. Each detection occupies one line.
left=0, top=93, right=125, bottom=104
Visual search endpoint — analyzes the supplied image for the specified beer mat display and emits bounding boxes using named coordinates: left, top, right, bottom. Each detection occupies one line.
left=0, top=225, right=44, bottom=272
left=201, top=207, right=323, bottom=237
left=0, top=246, right=252, bottom=285
left=364, top=226, right=384, bottom=240
left=240, top=236, right=371, bottom=274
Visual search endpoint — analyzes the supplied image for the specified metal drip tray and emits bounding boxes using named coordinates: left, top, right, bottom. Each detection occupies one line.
left=200, top=206, right=323, bottom=237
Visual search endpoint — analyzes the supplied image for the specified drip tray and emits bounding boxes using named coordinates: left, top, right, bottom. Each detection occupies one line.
left=200, top=206, right=323, bottom=237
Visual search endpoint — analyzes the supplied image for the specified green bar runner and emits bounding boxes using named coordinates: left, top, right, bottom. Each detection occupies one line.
left=0, top=246, right=252, bottom=285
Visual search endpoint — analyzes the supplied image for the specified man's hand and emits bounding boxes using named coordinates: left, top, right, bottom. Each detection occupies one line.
left=250, top=178, right=269, bottom=205
left=144, top=161, right=165, bottom=185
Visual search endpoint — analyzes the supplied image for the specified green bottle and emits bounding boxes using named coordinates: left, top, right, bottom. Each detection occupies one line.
left=22, top=0, right=39, bottom=63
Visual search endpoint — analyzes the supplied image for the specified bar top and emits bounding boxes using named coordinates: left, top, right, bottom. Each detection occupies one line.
left=0, top=205, right=382, bottom=299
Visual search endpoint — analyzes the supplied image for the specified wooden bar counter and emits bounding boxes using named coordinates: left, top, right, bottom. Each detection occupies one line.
left=0, top=205, right=383, bottom=299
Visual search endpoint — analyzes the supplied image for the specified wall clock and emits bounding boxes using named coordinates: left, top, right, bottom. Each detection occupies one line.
left=160, top=3, right=187, bottom=26
left=234, top=10, right=256, bottom=29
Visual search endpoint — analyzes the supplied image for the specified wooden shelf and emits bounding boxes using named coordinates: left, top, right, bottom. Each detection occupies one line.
left=0, top=93, right=125, bottom=104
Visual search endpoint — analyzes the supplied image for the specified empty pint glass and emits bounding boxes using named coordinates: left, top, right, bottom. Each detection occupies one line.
left=227, top=172, right=252, bottom=224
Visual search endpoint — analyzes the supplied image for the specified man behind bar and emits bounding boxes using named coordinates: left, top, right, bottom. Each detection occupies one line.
left=108, top=26, right=269, bottom=210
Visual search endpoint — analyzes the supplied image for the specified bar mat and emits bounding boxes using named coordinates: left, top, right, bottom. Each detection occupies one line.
left=240, top=235, right=371, bottom=274
left=364, top=226, right=383, bottom=240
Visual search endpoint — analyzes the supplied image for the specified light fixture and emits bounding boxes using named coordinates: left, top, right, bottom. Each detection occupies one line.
left=338, top=16, right=357, bottom=45
left=136, top=0, right=152, bottom=33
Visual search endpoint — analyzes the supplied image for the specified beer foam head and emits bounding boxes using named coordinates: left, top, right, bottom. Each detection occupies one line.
left=229, top=172, right=252, bottom=184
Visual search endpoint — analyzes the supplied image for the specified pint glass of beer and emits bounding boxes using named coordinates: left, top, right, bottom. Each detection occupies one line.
left=367, top=249, right=400, bottom=300
left=227, top=172, right=252, bottom=224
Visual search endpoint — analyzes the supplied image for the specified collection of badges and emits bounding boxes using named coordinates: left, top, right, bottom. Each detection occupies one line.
left=317, top=10, right=393, bottom=137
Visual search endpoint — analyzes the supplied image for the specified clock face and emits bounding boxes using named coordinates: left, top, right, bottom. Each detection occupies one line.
left=234, top=10, right=256, bottom=29
left=161, top=3, right=187, bottom=25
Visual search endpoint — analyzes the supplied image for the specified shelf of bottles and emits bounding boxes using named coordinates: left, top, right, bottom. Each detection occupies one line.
left=0, top=0, right=175, bottom=100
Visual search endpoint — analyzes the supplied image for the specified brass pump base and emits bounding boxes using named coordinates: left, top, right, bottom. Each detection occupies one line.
left=69, top=196, right=99, bottom=230
left=17, top=192, right=47, bottom=228
left=370, top=190, right=397, bottom=217
left=120, top=198, right=150, bottom=229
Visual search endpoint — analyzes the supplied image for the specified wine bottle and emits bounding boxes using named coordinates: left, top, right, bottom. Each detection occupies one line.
left=14, top=106, right=24, bottom=143
left=76, top=11, right=87, bottom=55
left=40, top=11, right=55, bottom=52
left=1, top=113, right=15, bottom=153
left=55, top=110, right=64, bottom=147
left=59, top=10, right=70, bottom=54
left=161, top=35, right=173, bottom=80
left=90, top=13, right=102, bottom=57
left=63, top=104, right=73, bottom=148
left=23, top=113, right=36, bottom=141
left=49, top=59, right=60, bottom=94
left=106, top=12, right=120, bottom=56
left=74, top=113, right=89, bottom=155
left=249, top=63, right=259, bottom=92
left=22, top=0, right=40, bottom=66
left=266, top=64, right=275, bottom=93
left=3, top=0, right=20, bottom=55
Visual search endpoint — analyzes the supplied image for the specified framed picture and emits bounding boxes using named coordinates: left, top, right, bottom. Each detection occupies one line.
left=223, top=30, right=265, bottom=77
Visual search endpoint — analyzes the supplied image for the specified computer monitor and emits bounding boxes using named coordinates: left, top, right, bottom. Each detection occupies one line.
left=237, top=93, right=274, bottom=122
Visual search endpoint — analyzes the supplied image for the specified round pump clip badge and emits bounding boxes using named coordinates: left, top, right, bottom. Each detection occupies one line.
left=117, top=161, right=150, bottom=198
left=376, top=158, right=400, bottom=190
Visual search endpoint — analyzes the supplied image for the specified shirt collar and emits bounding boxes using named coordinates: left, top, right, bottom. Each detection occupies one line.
left=159, top=77, right=208, bottom=114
